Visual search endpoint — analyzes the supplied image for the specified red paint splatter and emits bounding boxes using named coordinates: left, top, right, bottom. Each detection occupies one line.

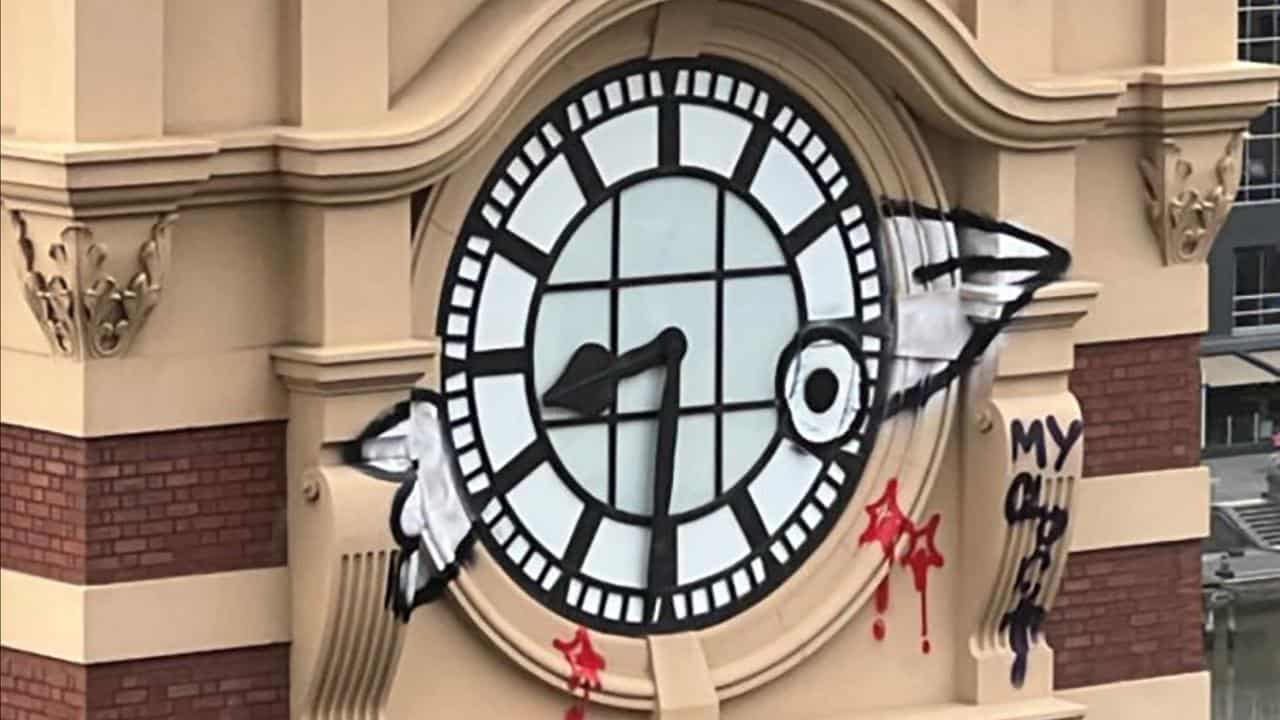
left=554, top=627, right=605, bottom=720
left=900, top=512, right=944, bottom=654
left=855, top=478, right=945, bottom=653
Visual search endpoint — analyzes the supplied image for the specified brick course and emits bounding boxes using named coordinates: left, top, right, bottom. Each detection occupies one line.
left=0, top=645, right=288, bottom=720
left=0, top=648, right=85, bottom=720
left=0, top=422, right=286, bottom=584
left=1068, top=334, right=1201, bottom=477
left=1044, top=540, right=1204, bottom=690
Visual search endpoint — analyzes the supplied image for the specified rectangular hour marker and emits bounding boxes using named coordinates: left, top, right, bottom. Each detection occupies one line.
left=732, top=568, right=752, bottom=598
left=691, top=587, right=710, bottom=615
left=451, top=424, right=474, bottom=450
left=604, top=81, right=624, bottom=109
left=583, top=586, right=603, bottom=615
left=567, top=578, right=583, bottom=607
left=815, top=482, right=837, bottom=508
left=446, top=313, right=470, bottom=337
left=467, top=348, right=528, bottom=377
left=729, top=492, right=771, bottom=549
left=604, top=593, right=624, bottom=621
left=783, top=203, right=840, bottom=256
left=770, top=541, right=790, bottom=565
left=446, top=396, right=469, bottom=419
left=784, top=524, right=807, bottom=551
left=458, top=450, right=481, bottom=475
left=626, top=596, right=644, bottom=624
left=801, top=503, right=823, bottom=530
left=445, top=372, right=467, bottom=394
left=451, top=285, right=475, bottom=309
left=541, top=566, right=562, bottom=591
left=492, top=517, right=515, bottom=545
left=560, top=133, right=606, bottom=200
left=752, top=91, right=769, bottom=118
left=508, top=156, right=531, bottom=184
left=524, top=551, right=547, bottom=581
left=626, top=74, right=645, bottom=101
left=751, top=558, right=766, bottom=583
left=673, top=594, right=688, bottom=620
left=561, top=504, right=605, bottom=573
left=730, top=121, right=771, bottom=192
left=487, top=226, right=552, bottom=277
left=490, top=440, right=551, bottom=495
left=506, top=536, right=531, bottom=564
left=712, top=580, right=731, bottom=609
left=542, top=122, right=562, bottom=148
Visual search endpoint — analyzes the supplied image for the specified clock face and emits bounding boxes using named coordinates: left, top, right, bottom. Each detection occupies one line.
left=436, top=56, right=892, bottom=634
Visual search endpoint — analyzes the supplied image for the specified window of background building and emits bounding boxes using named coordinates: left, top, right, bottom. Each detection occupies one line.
left=1239, top=1, right=1279, bottom=203
left=1233, top=245, right=1280, bottom=332
left=1205, top=383, right=1280, bottom=449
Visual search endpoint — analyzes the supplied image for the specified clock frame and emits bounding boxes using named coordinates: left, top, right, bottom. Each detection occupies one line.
left=434, top=55, right=892, bottom=636
left=409, top=9, right=963, bottom=707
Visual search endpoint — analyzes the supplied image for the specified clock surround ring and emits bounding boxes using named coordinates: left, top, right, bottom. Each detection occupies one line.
left=412, top=7, right=961, bottom=707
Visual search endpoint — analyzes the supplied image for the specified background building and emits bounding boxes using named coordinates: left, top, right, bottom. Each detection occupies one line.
left=1201, top=1, right=1279, bottom=456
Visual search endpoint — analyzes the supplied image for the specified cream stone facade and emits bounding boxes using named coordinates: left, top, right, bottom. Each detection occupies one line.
left=1, top=2, right=1277, bottom=720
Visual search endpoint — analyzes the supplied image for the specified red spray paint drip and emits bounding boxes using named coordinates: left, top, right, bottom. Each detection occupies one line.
left=901, top=512, right=944, bottom=654
left=856, top=478, right=945, bottom=653
left=554, top=627, right=606, bottom=720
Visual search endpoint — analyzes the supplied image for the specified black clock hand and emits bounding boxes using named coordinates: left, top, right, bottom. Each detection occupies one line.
left=543, top=330, right=672, bottom=416
left=646, top=329, right=685, bottom=619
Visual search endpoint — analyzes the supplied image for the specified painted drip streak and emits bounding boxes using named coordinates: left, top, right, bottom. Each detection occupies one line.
left=856, top=478, right=945, bottom=654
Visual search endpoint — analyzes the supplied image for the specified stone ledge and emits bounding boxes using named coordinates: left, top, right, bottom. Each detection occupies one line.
left=0, top=567, right=290, bottom=664
left=1070, top=466, right=1211, bottom=552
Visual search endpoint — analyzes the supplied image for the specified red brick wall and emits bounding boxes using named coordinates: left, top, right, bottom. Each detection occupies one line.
left=1043, top=540, right=1204, bottom=690
left=0, top=422, right=286, bottom=584
left=1068, top=334, right=1201, bottom=478
left=0, top=645, right=288, bottom=720
left=0, top=648, right=85, bottom=720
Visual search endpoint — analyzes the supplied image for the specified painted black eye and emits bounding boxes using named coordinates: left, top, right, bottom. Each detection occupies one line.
left=775, top=321, right=868, bottom=451
left=804, top=368, right=839, bottom=413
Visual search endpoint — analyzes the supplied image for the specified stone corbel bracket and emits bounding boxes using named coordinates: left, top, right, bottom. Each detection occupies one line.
left=1138, top=132, right=1243, bottom=265
left=8, top=209, right=175, bottom=358
left=958, top=281, right=1097, bottom=706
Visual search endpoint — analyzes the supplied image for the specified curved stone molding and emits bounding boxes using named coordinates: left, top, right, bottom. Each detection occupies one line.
left=0, top=0, right=1132, bottom=218
left=1138, top=132, right=1242, bottom=265
left=7, top=210, right=174, bottom=359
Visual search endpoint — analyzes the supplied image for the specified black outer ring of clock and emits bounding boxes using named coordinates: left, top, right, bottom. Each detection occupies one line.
left=433, top=54, right=896, bottom=635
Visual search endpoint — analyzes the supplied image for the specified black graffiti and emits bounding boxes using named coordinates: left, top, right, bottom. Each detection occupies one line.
left=877, top=200, right=1072, bottom=418
left=1011, top=416, right=1082, bottom=472
left=999, top=415, right=1074, bottom=689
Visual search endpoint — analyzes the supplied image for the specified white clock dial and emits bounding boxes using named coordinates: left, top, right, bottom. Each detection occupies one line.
left=436, top=56, right=891, bottom=634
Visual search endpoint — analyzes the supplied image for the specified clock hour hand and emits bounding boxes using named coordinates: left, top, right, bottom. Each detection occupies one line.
left=543, top=327, right=685, bottom=417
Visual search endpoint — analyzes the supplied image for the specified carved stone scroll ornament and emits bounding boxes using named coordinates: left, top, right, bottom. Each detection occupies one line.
left=8, top=210, right=175, bottom=358
left=1138, top=132, right=1243, bottom=265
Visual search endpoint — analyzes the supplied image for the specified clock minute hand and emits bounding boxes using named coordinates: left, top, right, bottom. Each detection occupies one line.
left=646, top=329, right=685, bottom=620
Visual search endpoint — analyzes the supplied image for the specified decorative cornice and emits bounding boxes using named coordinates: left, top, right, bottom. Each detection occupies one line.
left=0, top=1, right=1274, bottom=218
left=7, top=209, right=174, bottom=358
left=1138, top=132, right=1242, bottom=265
